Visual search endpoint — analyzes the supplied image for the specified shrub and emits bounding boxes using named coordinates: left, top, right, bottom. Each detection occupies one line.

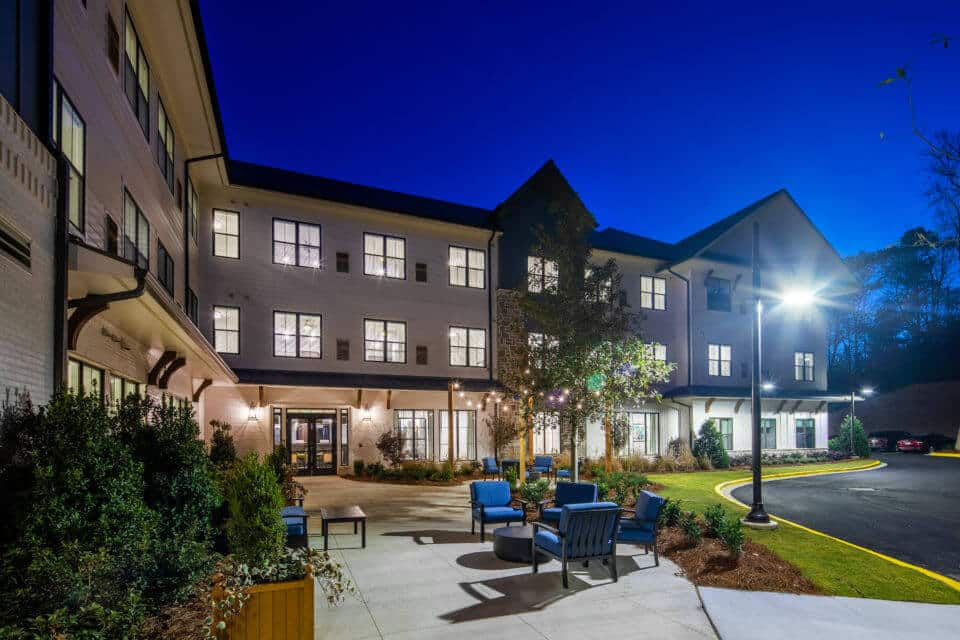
left=437, top=461, right=454, bottom=482
left=659, top=498, right=683, bottom=528
left=503, top=465, right=518, bottom=489
left=828, top=415, right=869, bottom=458
left=696, top=454, right=713, bottom=470
left=353, top=459, right=365, bottom=476
left=519, top=478, right=551, bottom=503
left=209, top=420, right=237, bottom=469
left=654, top=456, right=677, bottom=472
left=0, top=391, right=157, bottom=638
left=366, top=462, right=384, bottom=478
left=666, top=437, right=699, bottom=471
left=693, top=420, right=730, bottom=469
left=115, top=397, right=219, bottom=607
left=458, top=462, right=477, bottom=477
left=620, top=454, right=655, bottom=473
left=679, top=510, right=702, bottom=544
left=401, top=461, right=435, bottom=480
left=265, top=445, right=305, bottom=504
left=718, top=518, right=745, bottom=556
left=702, top=503, right=727, bottom=537
left=375, top=430, right=404, bottom=468
left=223, top=453, right=285, bottom=566
left=596, top=480, right=610, bottom=500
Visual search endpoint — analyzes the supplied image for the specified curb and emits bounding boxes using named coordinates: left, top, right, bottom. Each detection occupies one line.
left=714, top=461, right=960, bottom=594
left=929, top=452, right=960, bottom=458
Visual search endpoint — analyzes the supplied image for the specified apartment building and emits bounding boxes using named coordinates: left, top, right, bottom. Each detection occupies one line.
left=0, top=0, right=855, bottom=475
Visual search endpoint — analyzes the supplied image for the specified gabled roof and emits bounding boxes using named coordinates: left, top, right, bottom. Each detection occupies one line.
left=226, top=159, right=493, bottom=229
left=591, top=228, right=678, bottom=261
left=492, top=159, right=597, bottom=228
left=667, top=189, right=786, bottom=266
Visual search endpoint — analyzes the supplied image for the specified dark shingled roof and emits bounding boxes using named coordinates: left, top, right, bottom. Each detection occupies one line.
left=226, top=159, right=493, bottom=229
left=591, top=228, right=678, bottom=261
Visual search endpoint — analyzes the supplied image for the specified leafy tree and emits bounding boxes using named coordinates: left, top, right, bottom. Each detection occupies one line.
left=485, top=413, right=515, bottom=461
left=223, top=453, right=285, bottom=567
left=828, top=414, right=870, bottom=458
left=375, top=429, right=403, bottom=468
left=693, top=419, right=730, bottom=469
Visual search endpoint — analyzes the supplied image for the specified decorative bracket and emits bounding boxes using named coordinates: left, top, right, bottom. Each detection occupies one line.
left=148, top=350, right=177, bottom=386
left=158, top=356, right=186, bottom=389
left=67, top=302, right=109, bottom=350
left=192, top=378, right=213, bottom=402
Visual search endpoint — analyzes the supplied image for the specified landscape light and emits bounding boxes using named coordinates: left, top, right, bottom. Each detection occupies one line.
left=761, top=382, right=775, bottom=391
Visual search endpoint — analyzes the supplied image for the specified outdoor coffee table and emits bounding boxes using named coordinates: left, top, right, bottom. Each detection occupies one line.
left=492, top=525, right=548, bottom=563
left=319, top=505, right=367, bottom=551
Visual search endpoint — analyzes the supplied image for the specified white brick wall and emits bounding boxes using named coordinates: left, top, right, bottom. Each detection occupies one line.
left=0, top=95, right=57, bottom=403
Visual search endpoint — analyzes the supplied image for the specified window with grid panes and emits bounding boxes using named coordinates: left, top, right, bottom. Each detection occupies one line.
left=640, top=276, right=666, bottom=310
left=708, top=343, right=731, bottom=377
left=364, top=233, right=405, bottom=278
left=449, top=246, right=485, bottom=288
left=364, top=319, right=406, bottom=362
left=449, top=327, right=485, bottom=367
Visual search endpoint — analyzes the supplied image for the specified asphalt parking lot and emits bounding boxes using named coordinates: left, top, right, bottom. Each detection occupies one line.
left=731, top=453, right=960, bottom=580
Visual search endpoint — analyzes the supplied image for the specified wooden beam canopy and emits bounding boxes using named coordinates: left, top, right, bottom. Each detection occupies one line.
left=67, top=302, right=109, bottom=350
left=148, top=350, right=177, bottom=386
left=158, top=356, right=186, bottom=389
left=192, top=378, right=213, bottom=402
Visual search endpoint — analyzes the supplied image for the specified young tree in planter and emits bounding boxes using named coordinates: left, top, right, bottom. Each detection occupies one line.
left=376, top=428, right=404, bottom=468
left=485, top=412, right=516, bottom=461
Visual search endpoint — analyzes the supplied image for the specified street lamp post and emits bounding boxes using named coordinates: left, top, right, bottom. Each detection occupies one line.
left=848, top=387, right=873, bottom=455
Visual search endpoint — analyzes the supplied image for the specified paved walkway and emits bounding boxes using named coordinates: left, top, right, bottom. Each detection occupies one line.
left=700, top=587, right=960, bottom=640
left=300, top=476, right=716, bottom=640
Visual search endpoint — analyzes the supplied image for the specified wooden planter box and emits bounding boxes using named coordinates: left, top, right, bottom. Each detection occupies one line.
left=226, top=573, right=315, bottom=640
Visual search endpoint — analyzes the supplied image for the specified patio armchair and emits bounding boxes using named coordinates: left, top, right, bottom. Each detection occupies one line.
left=616, top=490, right=666, bottom=566
left=481, top=456, right=501, bottom=480
left=470, top=481, right=528, bottom=542
left=531, top=455, right=554, bottom=481
left=538, top=481, right=599, bottom=524
left=556, top=458, right=583, bottom=481
left=281, top=505, right=310, bottom=549
left=532, top=502, right=621, bottom=588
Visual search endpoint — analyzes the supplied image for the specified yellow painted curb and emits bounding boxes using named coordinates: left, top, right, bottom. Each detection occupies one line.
left=714, top=460, right=960, bottom=594
left=930, top=452, right=960, bottom=458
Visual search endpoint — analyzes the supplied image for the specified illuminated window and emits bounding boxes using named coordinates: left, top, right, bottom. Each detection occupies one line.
left=620, top=412, right=659, bottom=456
left=156, top=100, right=175, bottom=193
left=213, top=306, right=239, bottom=354
left=123, top=10, right=150, bottom=137
left=796, top=418, right=816, bottom=448
left=213, top=209, right=239, bottom=258
left=794, top=352, right=814, bottom=382
left=761, top=418, right=777, bottom=449
left=123, top=190, right=149, bottom=269
left=439, top=410, right=476, bottom=460
left=640, top=276, right=666, bottom=310
left=449, top=246, right=485, bottom=288
left=52, top=80, right=85, bottom=231
left=527, top=256, right=558, bottom=292
left=528, top=332, right=558, bottom=368
left=644, top=343, right=667, bottom=363
left=533, top=412, right=560, bottom=454
left=274, top=312, right=322, bottom=358
left=395, top=410, right=433, bottom=460
left=364, top=233, right=405, bottom=278
left=67, top=359, right=103, bottom=400
left=273, top=219, right=320, bottom=268
left=449, top=326, right=486, bottom=367
left=717, top=418, right=733, bottom=450
left=364, top=319, right=406, bottom=363
left=708, top=343, right=731, bottom=377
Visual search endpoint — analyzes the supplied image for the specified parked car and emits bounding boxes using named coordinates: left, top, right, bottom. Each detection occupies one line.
left=896, top=437, right=926, bottom=453
left=917, top=433, right=956, bottom=452
left=868, top=430, right=912, bottom=452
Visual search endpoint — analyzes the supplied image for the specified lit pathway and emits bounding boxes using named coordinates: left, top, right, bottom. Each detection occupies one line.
left=300, top=476, right=716, bottom=640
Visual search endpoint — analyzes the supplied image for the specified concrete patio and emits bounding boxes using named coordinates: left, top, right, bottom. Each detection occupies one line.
left=301, top=476, right=717, bottom=640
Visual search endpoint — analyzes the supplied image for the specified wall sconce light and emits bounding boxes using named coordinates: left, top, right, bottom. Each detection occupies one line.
left=361, top=406, right=372, bottom=422
left=248, top=404, right=259, bottom=421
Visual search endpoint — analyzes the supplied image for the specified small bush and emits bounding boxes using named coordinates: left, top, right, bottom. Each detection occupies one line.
left=209, top=419, right=237, bottom=469
left=655, top=456, right=677, bottom=472
left=437, top=461, right=454, bottom=481
left=223, top=453, right=285, bottom=566
left=401, top=461, right=435, bottom=480
left=702, top=503, right=727, bottom=537
left=696, top=454, right=713, bottom=470
left=503, top=465, right=518, bottom=489
left=659, top=498, right=683, bottom=528
left=458, top=462, right=477, bottom=477
left=366, top=462, right=385, bottom=478
left=718, top=518, right=745, bottom=556
left=519, top=478, right=551, bottom=503
left=353, top=459, right=365, bottom=476
left=679, top=511, right=702, bottom=544
left=666, top=437, right=699, bottom=471
left=620, top=454, right=656, bottom=473
left=693, top=420, right=730, bottom=469
left=828, top=415, right=869, bottom=458
left=376, top=430, right=404, bottom=468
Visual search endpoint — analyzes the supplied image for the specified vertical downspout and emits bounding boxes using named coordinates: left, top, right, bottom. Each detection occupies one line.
left=668, top=266, right=694, bottom=444
left=182, top=153, right=224, bottom=309
left=486, top=229, right=495, bottom=383
left=52, top=154, right=69, bottom=391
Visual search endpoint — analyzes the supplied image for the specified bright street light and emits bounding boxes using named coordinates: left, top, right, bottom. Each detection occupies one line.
left=861, top=387, right=874, bottom=396
left=779, top=287, right=816, bottom=307
left=761, top=382, right=775, bottom=391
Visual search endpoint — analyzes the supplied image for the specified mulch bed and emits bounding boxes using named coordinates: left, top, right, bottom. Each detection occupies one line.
left=341, top=474, right=472, bottom=486
left=658, top=527, right=821, bottom=594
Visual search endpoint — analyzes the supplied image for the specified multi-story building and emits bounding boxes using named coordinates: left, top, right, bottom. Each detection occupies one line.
left=0, top=1, right=855, bottom=474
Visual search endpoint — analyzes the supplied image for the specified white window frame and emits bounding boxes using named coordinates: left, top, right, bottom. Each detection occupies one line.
left=644, top=343, right=667, bottom=363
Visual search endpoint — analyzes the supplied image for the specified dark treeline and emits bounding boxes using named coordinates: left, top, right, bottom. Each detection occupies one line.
left=827, top=227, right=960, bottom=392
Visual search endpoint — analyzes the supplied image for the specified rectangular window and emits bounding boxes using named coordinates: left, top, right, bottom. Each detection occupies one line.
left=794, top=352, right=814, bottom=382
left=187, top=180, right=199, bottom=241
left=708, top=343, right=731, bottom=377
left=156, top=240, right=174, bottom=295
left=273, top=408, right=282, bottom=448
left=416, top=345, right=428, bottom=365
left=213, top=209, right=239, bottom=258
left=336, top=339, right=349, bottom=361
left=67, top=358, right=103, bottom=400
left=364, top=319, right=406, bottom=363
left=156, top=100, right=175, bottom=193
left=415, top=262, right=427, bottom=282
left=533, top=412, right=561, bottom=455
left=796, top=418, right=816, bottom=449
left=186, top=288, right=198, bottom=325
left=439, top=410, right=477, bottom=460
left=123, top=190, right=149, bottom=269
left=449, top=246, right=485, bottom=288
left=273, top=311, right=322, bottom=358
left=585, top=267, right=612, bottom=302
left=340, top=408, right=350, bottom=466
left=106, top=12, right=120, bottom=74
left=527, top=256, right=558, bottom=292
left=706, top=277, right=732, bottom=312
left=395, top=410, right=434, bottom=460
left=363, top=232, right=405, bottom=278
left=761, top=418, right=777, bottom=449
left=717, top=417, right=733, bottom=450
left=52, top=81, right=85, bottom=231
left=123, top=10, right=149, bottom=137
left=213, top=306, right=239, bottom=354
left=528, top=332, right=558, bottom=368
left=644, top=343, right=667, bottom=363
left=449, top=326, right=486, bottom=367
left=620, top=412, right=659, bottom=456
left=336, top=252, right=349, bottom=273
left=273, top=219, right=320, bottom=268
left=110, top=374, right=141, bottom=411
left=105, top=215, right=119, bottom=255
left=640, top=276, right=666, bottom=310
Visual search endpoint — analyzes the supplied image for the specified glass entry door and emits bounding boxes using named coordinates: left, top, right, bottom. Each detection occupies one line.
left=288, top=411, right=337, bottom=475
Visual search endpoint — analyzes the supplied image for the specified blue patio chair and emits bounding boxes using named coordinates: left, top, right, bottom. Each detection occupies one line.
left=616, top=490, right=666, bottom=566
left=481, top=456, right=501, bottom=480
left=531, top=455, right=554, bottom=481
left=532, top=502, right=621, bottom=588
left=556, top=458, right=583, bottom=481
left=470, top=481, right=527, bottom=542
left=281, top=505, right=310, bottom=549
left=538, top=481, right=598, bottom=524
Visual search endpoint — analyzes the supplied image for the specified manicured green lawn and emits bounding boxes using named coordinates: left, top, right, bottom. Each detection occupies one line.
left=649, top=461, right=960, bottom=604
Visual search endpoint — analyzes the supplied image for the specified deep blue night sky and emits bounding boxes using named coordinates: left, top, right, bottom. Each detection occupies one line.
left=198, top=1, right=959, bottom=257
